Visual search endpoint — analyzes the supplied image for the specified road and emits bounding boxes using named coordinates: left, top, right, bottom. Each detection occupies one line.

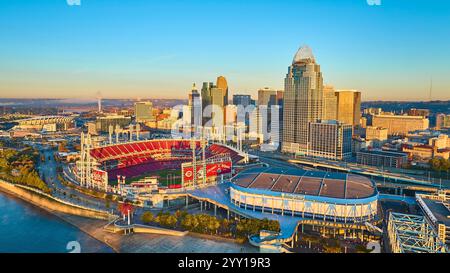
left=36, top=148, right=111, bottom=212
left=249, top=150, right=450, bottom=189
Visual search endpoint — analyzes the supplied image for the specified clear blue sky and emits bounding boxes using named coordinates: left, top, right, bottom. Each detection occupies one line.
left=0, top=0, right=449, bottom=100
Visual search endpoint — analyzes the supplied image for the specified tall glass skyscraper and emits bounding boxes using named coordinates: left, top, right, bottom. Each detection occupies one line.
left=282, top=46, right=324, bottom=154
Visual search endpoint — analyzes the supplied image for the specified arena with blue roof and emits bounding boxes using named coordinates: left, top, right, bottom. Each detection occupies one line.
left=229, top=167, right=378, bottom=223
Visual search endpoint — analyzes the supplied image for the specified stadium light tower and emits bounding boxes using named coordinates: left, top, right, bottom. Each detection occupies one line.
left=115, top=124, right=121, bottom=143
left=129, top=124, right=134, bottom=142
left=108, top=124, right=113, bottom=144
left=190, top=139, right=197, bottom=188
left=136, top=123, right=140, bottom=140
left=201, top=138, right=207, bottom=186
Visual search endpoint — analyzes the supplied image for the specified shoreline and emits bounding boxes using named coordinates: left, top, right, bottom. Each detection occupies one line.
left=0, top=188, right=117, bottom=253
left=0, top=183, right=258, bottom=253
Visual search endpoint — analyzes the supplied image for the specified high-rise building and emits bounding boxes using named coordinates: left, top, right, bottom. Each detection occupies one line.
left=187, top=84, right=202, bottom=132
left=335, top=90, right=361, bottom=127
left=201, top=77, right=228, bottom=130
left=258, top=87, right=277, bottom=107
left=308, top=120, right=352, bottom=160
left=372, top=114, right=429, bottom=135
left=233, top=94, right=253, bottom=107
left=135, top=101, right=154, bottom=123
left=282, top=45, right=323, bottom=154
left=323, top=85, right=337, bottom=120
left=276, top=90, right=284, bottom=105
left=216, top=76, right=229, bottom=106
left=201, top=82, right=214, bottom=126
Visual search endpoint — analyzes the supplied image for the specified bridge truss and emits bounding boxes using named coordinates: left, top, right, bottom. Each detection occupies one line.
left=387, top=212, right=447, bottom=253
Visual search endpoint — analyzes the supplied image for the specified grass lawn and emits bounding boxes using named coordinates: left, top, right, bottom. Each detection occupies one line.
left=127, top=168, right=182, bottom=187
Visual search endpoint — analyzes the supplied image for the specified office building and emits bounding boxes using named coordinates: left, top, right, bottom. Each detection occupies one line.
left=357, top=149, right=408, bottom=168
left=258, top=87, right=277, bottom=107
left=282, top=45, right=324, bottom=154
left=216, top=75, right=229, bottom=106
left=365, top=126, right=388, bottom=141
left=372, top=114, right=429, bottom=135
left=95, top=115, right=131, bottom=133
left=308, top=120, right=352, bottom=160
left=135, top=101, right=154, bottom=123
left=323, top=85, right=337, bottom=120
left=335, top=90, right=361, bottom=127
left=233, top=94, right=253, bottom=107
left=187, top=84, right=202, bottom=131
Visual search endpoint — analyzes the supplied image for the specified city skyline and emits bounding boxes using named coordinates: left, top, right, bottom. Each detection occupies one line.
left=1, top=0, right=450, bottom=101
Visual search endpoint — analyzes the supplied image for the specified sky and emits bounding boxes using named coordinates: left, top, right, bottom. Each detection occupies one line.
left=0, top=0, right=449, bottom=101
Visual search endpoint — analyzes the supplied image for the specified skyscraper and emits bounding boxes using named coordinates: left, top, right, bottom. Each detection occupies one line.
left=257, top=87, right=277, bottom=107
left=201, top=82, right=214, bottom=126
left=335, top=90, right=361, bottom=127
left=232, top=94, right=253, bottom=107
left=323, top=85, right=337, bottom=120
left=282, top=45, right=324, bottom=154
left=188, top=83, right=202, bottom=132
left=216, top=76, right=229, bottom=106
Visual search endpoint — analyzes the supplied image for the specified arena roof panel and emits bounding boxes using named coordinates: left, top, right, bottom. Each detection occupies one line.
left=295, top=176, right=322, bottom=195
left=249, top=173, right=281, bottom=190
left=320, top=178, right=345, bottom=199
left=271, top=175, right=301, bottom=193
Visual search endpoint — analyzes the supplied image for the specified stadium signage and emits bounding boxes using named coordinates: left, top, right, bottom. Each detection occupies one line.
left=182, top=160, right=232, bottom=182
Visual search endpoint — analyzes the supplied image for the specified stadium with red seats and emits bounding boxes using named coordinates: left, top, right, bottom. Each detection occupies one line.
left=77, top=138, right=245, bottom=190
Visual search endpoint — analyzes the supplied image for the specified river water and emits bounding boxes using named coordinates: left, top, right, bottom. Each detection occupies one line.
left=0, top=192, right=113, bottom=253
left=0, top=192, right=258, bottom=253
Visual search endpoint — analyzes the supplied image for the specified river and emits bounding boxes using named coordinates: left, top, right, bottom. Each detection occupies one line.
left=0, top=191, right=259, bottom=253
left=0, top=191, right=113, bottom=253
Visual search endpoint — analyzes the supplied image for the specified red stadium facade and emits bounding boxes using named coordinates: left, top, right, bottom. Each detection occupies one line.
left=76, top=133, right=244, bottom=191
left=181, top=159, right=233, bottom=188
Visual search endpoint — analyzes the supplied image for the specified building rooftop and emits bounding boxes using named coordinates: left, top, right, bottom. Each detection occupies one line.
left=232, top=167, right=376, bottom=200
left=374, top=114, right=428, bottom=119
left=420, top=197, right=450, bottom=226
left=292, top=45, right=315, bottom=64
left=358, top=149, right=409, bottom=157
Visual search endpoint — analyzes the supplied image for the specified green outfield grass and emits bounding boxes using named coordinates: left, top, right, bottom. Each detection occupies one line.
left=126, top=168, right=182, bottom=187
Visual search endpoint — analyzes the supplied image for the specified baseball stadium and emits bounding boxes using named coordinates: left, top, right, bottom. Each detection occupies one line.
left=230, top=167, right=379, bottom=223
left=76, top=133, right=247, bottom=191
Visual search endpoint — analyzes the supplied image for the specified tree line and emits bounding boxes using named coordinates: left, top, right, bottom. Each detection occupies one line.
left=0, top=147, right=50, bottom=193
left=140, top=210, right=280, bottom=240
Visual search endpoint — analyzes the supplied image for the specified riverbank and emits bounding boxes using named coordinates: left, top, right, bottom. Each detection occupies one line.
left=57, top=213, right=258, bottom=253
left=0, top=179, right=111, bottom=220
left=0, top=180, right=258, bottom=253
left=0, top=190, right=114, bottom=253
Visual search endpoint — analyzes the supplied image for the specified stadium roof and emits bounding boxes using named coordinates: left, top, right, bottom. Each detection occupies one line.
left=232, top=167, right=376, bottom=200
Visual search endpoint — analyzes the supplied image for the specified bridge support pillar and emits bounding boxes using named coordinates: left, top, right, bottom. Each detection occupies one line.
left=227, top=210, right=230, bottom=220
left=214, top=204, right=217, bottom=216
left=200, top=201, right=202, bottom=211
left=185, top=195, right=188, bottom=208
